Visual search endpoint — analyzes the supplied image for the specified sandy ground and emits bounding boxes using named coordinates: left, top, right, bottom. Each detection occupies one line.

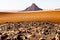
left=0, top=10, right=60, bottom=23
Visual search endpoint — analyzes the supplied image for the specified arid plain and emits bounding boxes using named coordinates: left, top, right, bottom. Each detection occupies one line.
left=0, top=10, right=60, bottom=23
left=0, top=10, right=60, bottom=40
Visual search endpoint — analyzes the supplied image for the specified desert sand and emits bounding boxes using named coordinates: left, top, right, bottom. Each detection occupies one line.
left=0, top=10, right=60, bottom=23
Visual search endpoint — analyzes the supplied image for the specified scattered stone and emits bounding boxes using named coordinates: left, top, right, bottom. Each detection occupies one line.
left=0, top=21, right=60, bottom=40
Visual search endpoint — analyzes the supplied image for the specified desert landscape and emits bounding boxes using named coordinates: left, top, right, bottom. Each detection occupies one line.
left=0, top=2, right=60, bottom=40
left=0, top=10, right=60, bottom=40
left=0, top=10, right=60, bottom=23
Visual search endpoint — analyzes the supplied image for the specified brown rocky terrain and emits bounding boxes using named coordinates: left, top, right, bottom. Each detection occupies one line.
left=0, top=21, right=60, bottom=40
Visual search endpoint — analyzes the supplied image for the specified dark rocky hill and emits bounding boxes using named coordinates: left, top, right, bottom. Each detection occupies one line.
left=55, top=8, right=60, bottom=10
left=24, top=3, right=43, bottom=11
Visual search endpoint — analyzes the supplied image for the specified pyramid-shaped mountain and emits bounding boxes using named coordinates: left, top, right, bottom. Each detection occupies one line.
left=24, top=3, right=43, bottom=11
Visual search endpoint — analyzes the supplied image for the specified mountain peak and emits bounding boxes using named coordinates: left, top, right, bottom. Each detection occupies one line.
left=31, top=3, right=37, bottom=6
left=24, top=3, right=43, bottom=11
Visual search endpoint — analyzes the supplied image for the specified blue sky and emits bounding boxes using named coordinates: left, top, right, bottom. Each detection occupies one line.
left=0, top=0, right=60, bottom=11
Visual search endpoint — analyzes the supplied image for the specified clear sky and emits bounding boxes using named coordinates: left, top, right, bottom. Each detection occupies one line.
left=0, top=0, right=60, bottom=11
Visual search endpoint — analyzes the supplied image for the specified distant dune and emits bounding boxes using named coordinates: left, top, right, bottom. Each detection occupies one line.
left=0, top=10, right=60, bottom=23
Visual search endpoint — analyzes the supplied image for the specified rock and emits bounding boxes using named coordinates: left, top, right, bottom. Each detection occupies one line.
left=0, top=21, right=60, bottom=40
